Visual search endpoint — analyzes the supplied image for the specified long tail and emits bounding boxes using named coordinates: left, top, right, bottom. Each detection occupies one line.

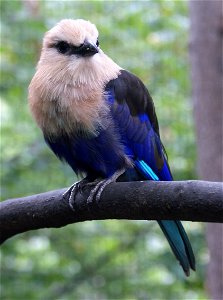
left=158, top=220, right=196, bottom=276
left=135, top=160, right=196, bottom=276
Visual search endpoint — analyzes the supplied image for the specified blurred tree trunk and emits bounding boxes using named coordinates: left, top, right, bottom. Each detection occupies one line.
left=189, top=1, right=223, bottom=299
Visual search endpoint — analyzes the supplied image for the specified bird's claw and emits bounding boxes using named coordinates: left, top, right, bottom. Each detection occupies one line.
left=87, top=179, right=107, bottom=206
left=64, top=169, right=126, bottom=212
left=63, top=178, right=90, bottom=211
left=86, top=168, right=126, bottom=207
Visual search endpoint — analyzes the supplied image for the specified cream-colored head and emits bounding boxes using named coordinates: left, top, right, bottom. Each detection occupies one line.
left=44, top=19, right=98, bottom=50
left=29, top=19, right=121, bottom=137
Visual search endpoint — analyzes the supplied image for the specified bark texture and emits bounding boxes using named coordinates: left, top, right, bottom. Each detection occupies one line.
left=189, top=1, right=223, bottom=298
left=0, top=180, right=222, bottom=245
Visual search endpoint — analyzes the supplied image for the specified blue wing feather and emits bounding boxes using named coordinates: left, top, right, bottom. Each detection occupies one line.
left=106, top=70, right=195, bottom=275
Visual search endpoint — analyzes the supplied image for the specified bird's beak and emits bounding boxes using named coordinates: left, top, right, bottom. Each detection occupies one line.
left=81, top=40, right=99, bottom=57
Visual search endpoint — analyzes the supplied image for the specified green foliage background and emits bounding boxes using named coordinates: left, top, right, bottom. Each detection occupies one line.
left=1, top=1, right=207, bottom=299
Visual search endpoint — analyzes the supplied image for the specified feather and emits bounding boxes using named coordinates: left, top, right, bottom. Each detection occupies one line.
left=106, top=70, right=195, bottom=275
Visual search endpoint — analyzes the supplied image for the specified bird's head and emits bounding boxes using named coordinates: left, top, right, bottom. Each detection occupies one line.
left=43, top=19, right=99, bottom=61
left=34, top=19, right=120, bottom=89
left=29, top=19, right=120, bottom=135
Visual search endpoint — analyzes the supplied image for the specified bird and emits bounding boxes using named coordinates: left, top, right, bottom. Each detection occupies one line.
left=28, top=19, right=195, bottom=276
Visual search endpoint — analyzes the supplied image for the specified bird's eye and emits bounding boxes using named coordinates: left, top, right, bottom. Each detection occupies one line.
left=55, top=41, right=70, bottom=54
left=96, top=39, right=99, bottom=47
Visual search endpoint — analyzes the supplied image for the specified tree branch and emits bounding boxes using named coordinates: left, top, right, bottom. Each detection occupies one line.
left=1, top=180, right=222, bottom=244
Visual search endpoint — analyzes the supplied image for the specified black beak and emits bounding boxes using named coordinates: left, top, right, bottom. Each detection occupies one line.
left=80, top=40, right=99, bottom=57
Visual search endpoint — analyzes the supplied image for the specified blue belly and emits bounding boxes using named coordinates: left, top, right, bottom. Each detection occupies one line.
left=45, top=127, right=129, bottom=178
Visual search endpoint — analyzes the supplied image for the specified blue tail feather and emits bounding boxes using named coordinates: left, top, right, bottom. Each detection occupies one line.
left=135, top=159, right=195, bottom=275
left=135, top=159, right=159, bottom=181
left=175, top=220, right=196, bottom=271
left=158, top=220, right=195, bottom=276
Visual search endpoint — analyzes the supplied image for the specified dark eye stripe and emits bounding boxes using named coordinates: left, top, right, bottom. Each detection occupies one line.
left=52, top=39, right=99, bottom=56
left=54, top=41, right=85, bottom=55
left=55, top=41, right=70, bottom=54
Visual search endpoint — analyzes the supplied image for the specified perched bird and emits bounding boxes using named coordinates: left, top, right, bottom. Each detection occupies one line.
left=29, top=19, right=195, bottom=275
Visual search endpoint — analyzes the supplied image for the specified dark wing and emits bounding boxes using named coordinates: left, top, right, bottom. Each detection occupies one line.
left=105, top=69, right=172, bottom=181
left=105, top=70, right=196, bottom=275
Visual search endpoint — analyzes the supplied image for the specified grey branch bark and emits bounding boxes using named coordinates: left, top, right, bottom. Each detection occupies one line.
left=0, top=180, right=222, bottom=245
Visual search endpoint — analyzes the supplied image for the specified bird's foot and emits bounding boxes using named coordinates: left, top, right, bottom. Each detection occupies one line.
left=87, top=168, right=126, bottom=207
left=64, top=169, right=126, bottom=212
left=63, top=178, right=90, bottom=211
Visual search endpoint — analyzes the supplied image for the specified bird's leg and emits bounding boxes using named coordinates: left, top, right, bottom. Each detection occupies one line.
left=87, top=168, right=126, bottom=206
